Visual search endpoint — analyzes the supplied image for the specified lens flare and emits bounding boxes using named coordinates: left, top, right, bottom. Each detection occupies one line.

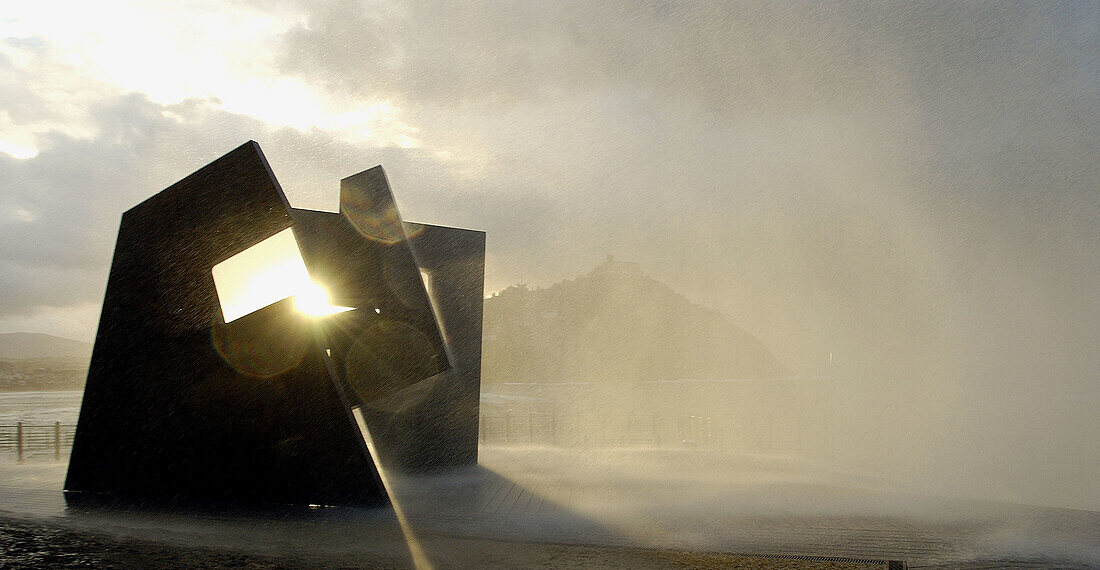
left=352, top=406, right=433, bottom=570
left=210, top=307, right=311, bottom=378
left=294, top=282, right=355, bottom=317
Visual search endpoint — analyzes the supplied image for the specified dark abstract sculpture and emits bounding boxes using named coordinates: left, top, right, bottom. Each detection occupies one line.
left=65, top=141, right=484, bottom=508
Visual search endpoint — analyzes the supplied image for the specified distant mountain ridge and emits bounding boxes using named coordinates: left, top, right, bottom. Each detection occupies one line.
left=0, top=332, right=92, bottom=360
left=482, top=259, right=786, bottom=384
left=0, top=265, right=786, bottom=384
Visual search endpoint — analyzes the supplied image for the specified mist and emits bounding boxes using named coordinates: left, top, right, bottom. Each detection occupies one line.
left=366, top=1, right=1097, bottom=513
left=1, top=0, right=1096, bottom=530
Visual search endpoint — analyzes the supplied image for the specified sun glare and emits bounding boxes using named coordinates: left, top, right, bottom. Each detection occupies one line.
left=212, top=227, right=353, bottom=322
left=294, top=282, right=354, bottom=317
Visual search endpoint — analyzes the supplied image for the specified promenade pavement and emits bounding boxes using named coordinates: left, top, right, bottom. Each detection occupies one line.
left=0, top=447, right=1096, bottom=568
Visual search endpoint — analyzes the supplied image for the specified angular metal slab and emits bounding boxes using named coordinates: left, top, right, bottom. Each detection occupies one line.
left=360, top=222, right=486, bottom=472
left=65, top=142, right=387, bottom=507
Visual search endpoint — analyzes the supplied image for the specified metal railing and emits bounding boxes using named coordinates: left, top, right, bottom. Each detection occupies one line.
left=1, top=414, right=717, bottom=459
left=0, top=422, right=76, bottom=461
left=1, top=412, right=868, bottom=467
left=478, top=412, right=717, bottom=448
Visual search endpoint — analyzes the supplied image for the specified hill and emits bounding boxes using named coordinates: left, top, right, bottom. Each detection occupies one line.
left=0, top=333, right=92, bottom=359
left=0, top=334, right=90, bottom=391
left=481, top=259, right=786, bottom=384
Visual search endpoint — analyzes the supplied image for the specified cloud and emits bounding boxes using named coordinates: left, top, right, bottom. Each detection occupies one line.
left=0, top=303, right=100, bottom=343
left=0, top=0, right=1095, bottom=507
left=269, top=0, right=1099, bottom=373
left=0, top=89, right=563, bottom=336
left=5, top=2, right=1095, bottom=378
left=271, top=0, right=1100, bottom=506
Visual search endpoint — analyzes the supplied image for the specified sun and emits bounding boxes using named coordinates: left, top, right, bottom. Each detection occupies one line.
left=211, top=227, right=354, bottom=322
left=294, top=282, right=354, bottom=317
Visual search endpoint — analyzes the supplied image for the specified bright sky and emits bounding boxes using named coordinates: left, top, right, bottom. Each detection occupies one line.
left=0, top=2, right=1094, bottom=367
left=0, top=0, right=420, bottom=161
left=0, top=0, right=1096, bottom=511
left=1, top=2, right=1095, bottom=369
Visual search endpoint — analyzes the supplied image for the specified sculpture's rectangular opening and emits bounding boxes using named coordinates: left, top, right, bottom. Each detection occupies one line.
left=211, top=227, right=314, bottom=322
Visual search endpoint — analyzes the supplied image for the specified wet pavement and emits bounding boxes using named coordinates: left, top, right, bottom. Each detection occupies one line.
left=0, top=447, right=1097, bottom=568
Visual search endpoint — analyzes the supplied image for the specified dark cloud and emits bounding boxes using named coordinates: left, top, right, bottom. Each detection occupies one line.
left=0, top=90, right=563, bottom=322
left=0, top=94, right=263, bottom=317
left=271, top=0, right=1098, bottom=376
left=270, top=0, right=1099, bottom=506
left=7, top=0, right=1093, bottom=379
left=1, top=1, right=1096, bottom=507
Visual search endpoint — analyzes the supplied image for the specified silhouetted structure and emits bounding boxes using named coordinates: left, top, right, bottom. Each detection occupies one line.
left=362, top=222, right=485, bottom=471
left=65, top=141, right=484, bottom=508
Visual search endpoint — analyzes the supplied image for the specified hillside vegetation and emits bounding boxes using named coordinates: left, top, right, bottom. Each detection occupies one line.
left=482, top=260, right=786, bottom=385
left=0, top=265, right=786, bottom=390
left=0, top=333, right=91, bottom=359
left=0, top=334, right=90, bottom=391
